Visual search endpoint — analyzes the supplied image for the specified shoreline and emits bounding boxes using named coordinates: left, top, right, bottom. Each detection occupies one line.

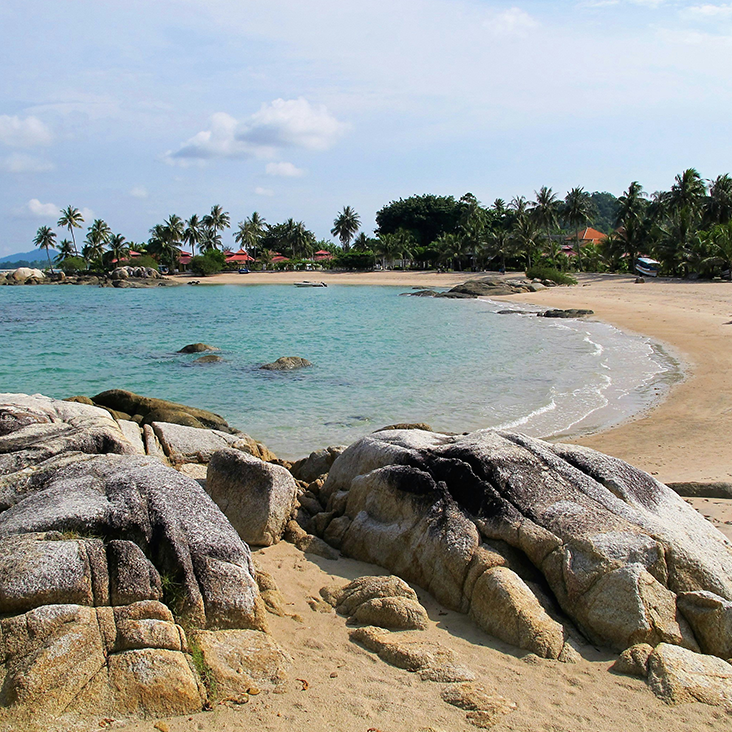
left=182, top=269, right=732, bottom=485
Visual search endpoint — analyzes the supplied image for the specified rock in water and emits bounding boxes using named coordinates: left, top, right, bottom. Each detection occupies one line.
left=178, top=343, right=219, bottom=353
left=320, top=428, right=732, bottom=657
left=260, top=356, right=312, bottom=371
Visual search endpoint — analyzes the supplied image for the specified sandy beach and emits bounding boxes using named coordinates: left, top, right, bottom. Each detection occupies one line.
left=179, top=269, right=732, bottom=487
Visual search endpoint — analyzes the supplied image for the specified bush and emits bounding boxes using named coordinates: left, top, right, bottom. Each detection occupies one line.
left=526, top=266, right=577, bottom=285
left=190, top=250, right=225, bottom=276
left=134, top=254, right=160, bottom=270
left=333, top=251, right=376, bottom=270
left=59, top=256, right=86, bottom=274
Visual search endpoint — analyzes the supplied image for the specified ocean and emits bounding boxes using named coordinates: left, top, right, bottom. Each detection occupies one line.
left=0, top=283, right=680, bottom=459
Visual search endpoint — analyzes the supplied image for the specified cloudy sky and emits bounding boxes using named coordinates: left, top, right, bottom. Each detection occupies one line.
left=1, top=0, right=731, bottom=255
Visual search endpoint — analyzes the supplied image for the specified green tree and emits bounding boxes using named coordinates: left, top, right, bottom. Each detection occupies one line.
left=148, top=215, right=184, bottom=269
left=700, top=221, right=732, bottom=277
left=563, top=187, right=595, bottom=271
left=107, top=233, right=129, bottom=267
left=510, top=211, right=541, bottom=270
left=532, top=186, right=560, bottom=243
left=376, top=229, right=416, bottom=269
left=183, top=214, right=203, bottom=256
left=331, top=205, right=361, bottom=251
left=33, top=225, right=57, bottom=273
left=82, top=219, right=111, bottom=266
left=234, top=212, right=266, bottom=258
left=705, top=174, right=732, bottom=227
left=375, top=194, right=465, bottom=247
left=202, top=205, right=230, bottom=242
left=54, top=238, right=75, bottom=265
left=667, top=168, right=706, bottom=219
left=57, top=205, right=84, bottom=256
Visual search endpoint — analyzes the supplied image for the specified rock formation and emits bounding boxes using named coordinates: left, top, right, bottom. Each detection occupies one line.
left=318, top=428, right=732, bottom=661
left=0, top=393, right=283, bottom=730
left=260, top=356, right=313, bottom=371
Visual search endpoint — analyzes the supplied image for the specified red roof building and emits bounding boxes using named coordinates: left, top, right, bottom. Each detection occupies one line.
left=225, top=249, right=255, bottom=263
left=314, top=250, right=334, bottom=261
left=566, top=228, right=607, bottom=246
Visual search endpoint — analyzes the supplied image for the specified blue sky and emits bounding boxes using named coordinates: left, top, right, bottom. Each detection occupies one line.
left=1, top=0, right=731, bottom=255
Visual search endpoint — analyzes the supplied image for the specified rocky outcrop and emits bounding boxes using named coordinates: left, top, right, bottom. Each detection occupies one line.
left=441, top=682, right=517, bottom=729
left=539, top=308, right=594, bottom=319
left=290, top=445, right=346, bottom=482
left=0, top=393, right=277, bottom=728
left=206, top=448, right=298, bottom=546
left=260, top=356, right=313, bottom=371
left=319, top=428, right=732, bottom=658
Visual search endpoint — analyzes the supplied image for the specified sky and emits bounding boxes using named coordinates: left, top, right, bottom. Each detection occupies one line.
left=1, top=0, right=732, bottom=255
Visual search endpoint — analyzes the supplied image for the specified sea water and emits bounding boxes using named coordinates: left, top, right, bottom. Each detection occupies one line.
left=0, top=284, right=680, bottom=459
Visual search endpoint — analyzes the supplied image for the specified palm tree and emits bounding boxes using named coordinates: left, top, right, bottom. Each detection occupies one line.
left=433, top=232, right=465, bottom=271
left=667, top=168, right=706, bottom=218
left=352, top=232, right=372, bottom=252
left=183, top=214, right=203, bottom=256
left=54, top=238, right=75, bottom=265
left=701, top=221, right=732, bottom=277
left=705, top=174, right=732, bottom=227
left=149, top=216, right=184, bottom=269
left=510, top=212, right=541, bottom=270
left=34, top=225, right=57, bottom=273
left=563, top=187, right=595, bottom=271
left=331, top=206, right=361, bottom=252
left=203, top=205, right=231, bottom=241
left=108, top=233, right=129, bottom=265
left=484, top=200, right=513, bottom=272
left=57, top=205, right=84, bottom=256
left=234, top=212, right=266, bottom=258
left=377, top=230, right=415, bottom=269
left=531, top=186, right=560, bottom=246
left=82, top=219, right=111, bottom=267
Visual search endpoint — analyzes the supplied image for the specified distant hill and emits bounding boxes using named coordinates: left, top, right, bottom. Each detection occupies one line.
left=0, top=248, right=59, bottom=265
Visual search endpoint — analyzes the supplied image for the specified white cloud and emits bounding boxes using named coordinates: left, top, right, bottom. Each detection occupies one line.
left=241, top=98, right=347, bottom=151
left=1, top=153, right=54, bottom=173
left=129, top=186, right=148, bottom=198
left=484, top=8, right=538, bottom=36
left=165, top=98, right=346, bottom=164
left=682, top=4, right=732, bottom=19
left=26, top=198, right=58, bottom=218
left=265, top=161, right=305, bottom=177
left=255, top=186, right=274, bottom=196
left=0, top=115, right=52, bottom=148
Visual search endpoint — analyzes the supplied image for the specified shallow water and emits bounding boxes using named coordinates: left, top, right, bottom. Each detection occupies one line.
left=0, top=284, right=679, bottom=459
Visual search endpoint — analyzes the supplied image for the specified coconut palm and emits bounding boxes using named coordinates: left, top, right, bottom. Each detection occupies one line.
left=57, top=205, right=84, bottom=256
left=331, top=206, right=361, bottom=252
left=33, top=225, right=57, bottom=273
left=234, top=212, right=266, bottom=258
left=705, top=174, right=732, bottom=227
left=54, top=238, right=75, bottom=265
left=108, top=233, right=129, bottom=265
left=510, top=212, right=541, bottom=270
left=352, top=232, right=372, bottom=252
left=183, top=214, right=203, bottom=256
left=700, top=221, right=732, bottom=277
left=202, top=205, right=230, bottom=240
left=667, top=168, right=706, bottom=218
left=531, top=186, right=560, bottom=245
left=563, top=187, right=595, bottom=271
left=82, top=219, right=111, bottom=266
left=377, top=230, right=415, bottom=269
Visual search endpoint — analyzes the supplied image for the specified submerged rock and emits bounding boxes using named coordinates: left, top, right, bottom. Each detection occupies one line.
left=260, top=356, right=313, bottom=371
left=539, top=309, right=594, bottom=318
left=178, top=343, right=219, bottom=353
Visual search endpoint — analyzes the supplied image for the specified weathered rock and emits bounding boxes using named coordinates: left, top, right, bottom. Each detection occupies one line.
left=539, top=308, right=594, bottom=318
left=290, top=445, right=346, bottom=482
left=320, top=428, right=732, bottom=656
left=107, top=539, right=163, bottom=606
left=256, top=570, right=288, bottom=616
left=379, top=422, right=434, bottom=432
left=442, top=280, right=524, bottom=298
left=677, top=590, right=732, bottom=659
left=193, top=354, right=224, bottom=364
left=349, top=597, right=429, bottom=630
left=206, top=448, right=297, bottom=546
left=334, top=575, right=420, bottom=615
left=260, top=356, right=312, bottom=371
left=441, top=682, right=517, bottom=729
left=178, top=343, right=219, bottom=353
left=190, top=629, right=288, bottom=697
left=350, top=626, right=475, bottom=682
left=91, top=389, right=234, bottom=433
left=117, top=418, right=146, bottom=455
left=612, top=643, right=654, bottom=677
left=294, top=532, right=340, bottom=560
left=648, top=643, right=732, bottom=705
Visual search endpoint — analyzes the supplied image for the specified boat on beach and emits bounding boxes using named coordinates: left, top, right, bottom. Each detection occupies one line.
left=294, top=281, right=327, bottom=287
left=635, top=256, right=661, bottom=277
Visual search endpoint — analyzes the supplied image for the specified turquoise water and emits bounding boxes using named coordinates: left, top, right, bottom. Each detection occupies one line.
left=0, top=284, right=678, bottom=459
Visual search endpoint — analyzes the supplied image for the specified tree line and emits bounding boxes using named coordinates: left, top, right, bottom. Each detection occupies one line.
left=30, top=167, right=732, bottom=278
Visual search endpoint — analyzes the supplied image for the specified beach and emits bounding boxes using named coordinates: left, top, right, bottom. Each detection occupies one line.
left=186, top=270, right=732, bottom=488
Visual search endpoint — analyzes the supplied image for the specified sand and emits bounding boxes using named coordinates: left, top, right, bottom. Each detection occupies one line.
left=108, top=270, right=732, bottom=732
left=110, top=541, right=732, bottom=732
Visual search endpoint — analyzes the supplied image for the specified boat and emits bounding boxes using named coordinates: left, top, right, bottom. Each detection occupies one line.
left=294, top=281, right=327, bottom=287
left=635, top=257, right=661, bottom=277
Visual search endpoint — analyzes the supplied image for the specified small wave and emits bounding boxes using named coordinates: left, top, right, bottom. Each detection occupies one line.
left=496, top=398, right=557, bottom=430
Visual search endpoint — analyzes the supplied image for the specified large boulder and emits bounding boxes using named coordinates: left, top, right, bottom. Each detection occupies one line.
left=260, top=356, right=312, bottom=371
left=206, top=449, right=297, bottom=546
left=320, top=428, right=732, bottom=657
left=0, top=393, right=280, bottom=727
left=290, top=445, right=346, bottom=482
left=648, top=643, right=732, bottom=705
